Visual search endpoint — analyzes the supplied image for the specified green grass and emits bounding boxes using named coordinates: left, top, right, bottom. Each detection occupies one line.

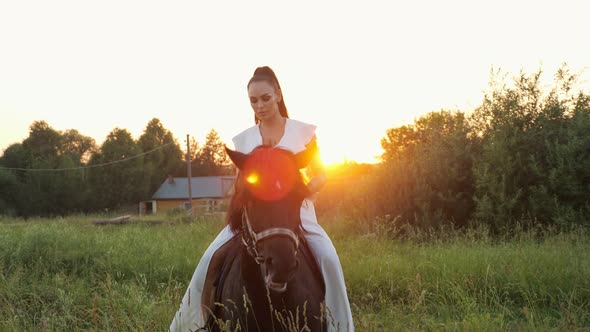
left=1, top=214, right=589, bottom=331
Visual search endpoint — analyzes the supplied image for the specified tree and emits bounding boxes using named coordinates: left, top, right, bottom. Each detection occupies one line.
left=0, top=143, right=29, bottom=182
left=16, top=121, right=66, bottom=216
left=0, top=122, right=89, bottom=216
left=0, top=168, right=20, bottom=216
left=347, top=110, right=475, bottom=229
left=22, top=121, right=62, bottom=166
left=137, top=118, right=184, bottom=198
left=187, top=136, right=200, bottom=162
left=0, top=144, right=27, bottom=215
left=193, top=129, right=233, bottom=176
left=88, top=128, right=143, bottom=210
left=61, top=129, right=97, bottom=164
left=470, top=65, right=590, bottom=230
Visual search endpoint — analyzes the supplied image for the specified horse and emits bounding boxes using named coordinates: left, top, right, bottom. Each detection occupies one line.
left=204, top=143, right=326, bottom=331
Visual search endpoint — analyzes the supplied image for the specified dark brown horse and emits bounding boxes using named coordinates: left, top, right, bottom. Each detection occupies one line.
left=205, top=144, right=326, bottom=331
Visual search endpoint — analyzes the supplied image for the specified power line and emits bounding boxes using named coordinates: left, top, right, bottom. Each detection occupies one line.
left=0, top=142, right=175, bottom=172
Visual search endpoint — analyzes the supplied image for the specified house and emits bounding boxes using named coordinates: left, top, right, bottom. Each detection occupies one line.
left=139, top=175, right=235, bottom=215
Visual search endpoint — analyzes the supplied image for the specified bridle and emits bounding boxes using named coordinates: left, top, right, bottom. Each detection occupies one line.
left=241, top=207, right=300, bottom=265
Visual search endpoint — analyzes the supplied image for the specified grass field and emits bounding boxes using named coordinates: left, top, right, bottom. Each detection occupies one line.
left=1, top=214, right=589, bottom=331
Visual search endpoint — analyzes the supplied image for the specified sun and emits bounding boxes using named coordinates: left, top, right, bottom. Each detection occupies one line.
left=319, top=149, right=349, bottom=166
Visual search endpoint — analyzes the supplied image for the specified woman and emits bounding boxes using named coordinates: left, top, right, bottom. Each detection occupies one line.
left=170, top=66, right=354, bottom=331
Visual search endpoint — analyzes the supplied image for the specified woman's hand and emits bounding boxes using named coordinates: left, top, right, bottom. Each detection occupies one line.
left=306, top=173, right=326, bottom=195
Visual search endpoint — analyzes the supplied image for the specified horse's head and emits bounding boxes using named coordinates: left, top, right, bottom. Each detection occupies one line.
left=225, top=142, right=316, bottom=292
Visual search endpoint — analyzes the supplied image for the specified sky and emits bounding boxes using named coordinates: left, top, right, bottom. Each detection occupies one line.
left=1, top=0, right=589, bottom=164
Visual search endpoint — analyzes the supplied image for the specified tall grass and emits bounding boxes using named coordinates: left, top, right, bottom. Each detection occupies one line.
left=1, top=214, right=589, bottom=331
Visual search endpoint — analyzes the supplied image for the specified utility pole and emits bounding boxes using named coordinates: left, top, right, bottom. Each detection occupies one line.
left=186, top=134, right=193, bottom=217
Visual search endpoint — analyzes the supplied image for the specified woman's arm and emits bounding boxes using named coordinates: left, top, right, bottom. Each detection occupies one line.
left=305, top=136, right=327, bottom=195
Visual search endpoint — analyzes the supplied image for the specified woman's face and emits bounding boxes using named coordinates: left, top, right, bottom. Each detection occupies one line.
left=248, top=80, right=281, bottom=122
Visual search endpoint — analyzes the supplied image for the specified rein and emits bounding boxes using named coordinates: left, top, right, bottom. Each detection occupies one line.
left=241, top=207, right=299, bottom=265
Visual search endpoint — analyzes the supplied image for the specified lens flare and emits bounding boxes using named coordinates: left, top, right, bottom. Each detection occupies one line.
left=246, top=173, right=259, bottom=184
left=243, top=148, right=297, bottom=201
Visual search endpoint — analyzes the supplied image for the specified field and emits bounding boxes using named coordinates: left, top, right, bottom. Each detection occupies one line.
left=1, top=214, right=589, bottom=331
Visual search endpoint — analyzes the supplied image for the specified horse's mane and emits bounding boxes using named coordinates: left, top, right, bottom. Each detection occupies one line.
left=226, top=171, right=248, bottom=232
left=225, top=147, right=307, bottom=233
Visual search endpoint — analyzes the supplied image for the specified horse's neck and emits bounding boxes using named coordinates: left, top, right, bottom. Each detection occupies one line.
left=237, top=245, right=261, bottom=284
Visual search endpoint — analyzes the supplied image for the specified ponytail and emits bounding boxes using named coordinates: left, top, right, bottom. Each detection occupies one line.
left=248, top=66, right=289, bottom=124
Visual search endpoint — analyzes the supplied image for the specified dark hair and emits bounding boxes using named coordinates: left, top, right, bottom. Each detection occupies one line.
left=248, top=66, right=289, bottom=124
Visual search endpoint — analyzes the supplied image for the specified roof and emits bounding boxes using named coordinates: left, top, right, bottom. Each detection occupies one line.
left=152, top=176, right=236, bottom=200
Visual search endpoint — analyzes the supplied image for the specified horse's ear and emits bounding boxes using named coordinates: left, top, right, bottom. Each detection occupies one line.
left=225, top=146, right=247, bottom=170
left=294, top=138, right=318, bottom=169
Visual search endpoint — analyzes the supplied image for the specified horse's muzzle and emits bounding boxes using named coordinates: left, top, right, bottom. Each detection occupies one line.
left=265, top=275, right=288, bottom=293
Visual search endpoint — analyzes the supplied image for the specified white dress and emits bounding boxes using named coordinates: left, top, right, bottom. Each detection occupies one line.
left=169, top=118, right=354, bottom=332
